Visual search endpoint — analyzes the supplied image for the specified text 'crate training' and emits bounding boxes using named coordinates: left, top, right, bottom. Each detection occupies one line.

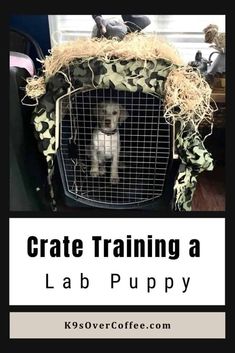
left=57, top=88, right=171, bottom=207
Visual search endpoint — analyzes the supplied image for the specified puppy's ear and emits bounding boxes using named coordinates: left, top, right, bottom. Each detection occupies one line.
left=119, top=105, right=129, bottom=123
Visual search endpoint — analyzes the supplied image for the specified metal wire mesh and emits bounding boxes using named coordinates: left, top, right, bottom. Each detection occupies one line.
left=57, top=88, right=171, bottom=206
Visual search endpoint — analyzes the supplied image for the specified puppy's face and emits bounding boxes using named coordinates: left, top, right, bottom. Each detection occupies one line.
left=95, top=102, right=128, bottom=133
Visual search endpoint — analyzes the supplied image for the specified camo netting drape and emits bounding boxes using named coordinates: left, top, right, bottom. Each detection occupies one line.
left=31, top=57, right=213, bottom=211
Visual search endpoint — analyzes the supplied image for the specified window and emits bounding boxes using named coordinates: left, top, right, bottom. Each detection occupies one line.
left=48, top=15, right=225, bottom=64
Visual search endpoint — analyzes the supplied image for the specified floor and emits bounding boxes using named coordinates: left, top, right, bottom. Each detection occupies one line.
left=192, top=166, right=225, bottom=211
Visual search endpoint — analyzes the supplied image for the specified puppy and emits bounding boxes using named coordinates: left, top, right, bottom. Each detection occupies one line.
left=90, top=101, right=128, bottom=184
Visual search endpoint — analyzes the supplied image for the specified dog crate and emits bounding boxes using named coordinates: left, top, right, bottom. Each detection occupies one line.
left=28, top=35, right=215, bottom=212
left=55, top=87, right=178, bottom=209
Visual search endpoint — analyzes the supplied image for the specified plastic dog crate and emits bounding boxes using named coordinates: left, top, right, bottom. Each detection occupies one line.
left=55, top=87, right=178, bottom=210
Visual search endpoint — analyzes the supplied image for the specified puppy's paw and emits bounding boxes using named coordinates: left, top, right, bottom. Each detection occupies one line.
left=90, top=169, right=99, bottom=177
left=111, top=176, right=119, bottom=184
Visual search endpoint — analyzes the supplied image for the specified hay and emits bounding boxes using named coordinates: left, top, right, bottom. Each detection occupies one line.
left=42, top=33, right=184, bottom=78
left=26, top=34, right=216, bottom=134
left=25, top=75, right=46, bottom=99
left=164, top=66, right=216, bottom=129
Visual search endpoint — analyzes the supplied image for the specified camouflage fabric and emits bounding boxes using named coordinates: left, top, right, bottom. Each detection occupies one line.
left=31, top=57, right=213, bottom=211
left=63, top=57, right=175, bottom=96
left=173, top=121, right=214, bottom=211
left=32, top=110, right=57, bottom=210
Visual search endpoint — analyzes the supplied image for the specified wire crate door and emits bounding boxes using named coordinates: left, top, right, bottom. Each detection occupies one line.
left=56, top=88, right=172, bottom=207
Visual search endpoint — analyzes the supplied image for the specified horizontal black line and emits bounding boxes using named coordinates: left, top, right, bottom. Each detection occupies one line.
left=9, top=305, right=226, bottom=312
left=9, top=211, right=226, bottom=218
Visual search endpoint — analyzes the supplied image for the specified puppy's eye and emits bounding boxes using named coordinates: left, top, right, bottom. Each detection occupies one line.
left=112, top=111, right=118, bottom=115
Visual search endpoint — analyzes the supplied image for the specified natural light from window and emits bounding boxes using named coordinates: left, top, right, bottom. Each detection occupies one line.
left=48, top=15, right=225, bottom=64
